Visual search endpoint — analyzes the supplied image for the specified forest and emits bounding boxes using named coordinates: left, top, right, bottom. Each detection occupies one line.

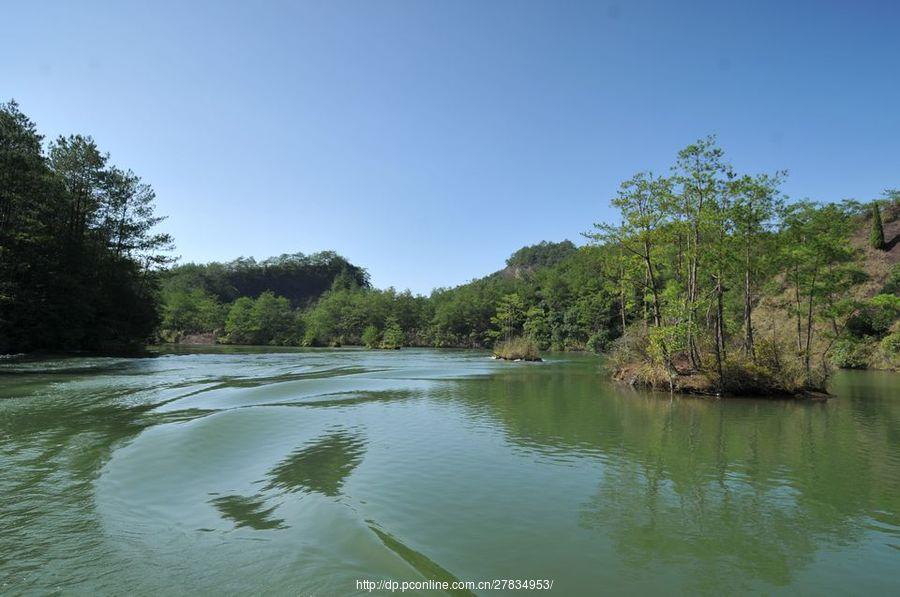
left=2, top=102, right=898, bottom=392
left=0, top=101, right=172, bottom=353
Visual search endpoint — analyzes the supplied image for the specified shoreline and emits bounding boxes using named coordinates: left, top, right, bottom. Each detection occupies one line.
left=612, top=362, right=832, bottom=400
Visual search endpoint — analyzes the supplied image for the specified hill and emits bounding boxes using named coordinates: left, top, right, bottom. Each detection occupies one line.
left=159, top=251, right=369, bottom=341
left=162, top=251, right=369, bottom=306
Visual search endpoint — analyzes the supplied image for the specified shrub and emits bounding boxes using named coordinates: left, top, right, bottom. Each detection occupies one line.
left=830, top=338, right=872, bottom=369
left=845, top=294, right=900, bottom=338
left=881, top=332, right=900, bottom=356
left=587, top=331, right=611, bottom=354
left=301, top=328, right=319, bottom=347
left=882, top=265, right=900, bottom=296
left=380, top=317, right=404, bottom=349
left=362, top=325, right=380, bottom=348
left=608, top=324, right=650, bottom=370
left=493, top=337, right=541, bottom=361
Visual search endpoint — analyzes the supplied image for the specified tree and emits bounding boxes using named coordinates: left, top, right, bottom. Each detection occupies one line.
left=672, top=136, right=730, bottom=368
left=523, top=305, right=550, bottom=348
left=589, top=172, right=671, bottom=328
left=730, top=173, right=782, bottom=359
left=490, top=293, right=526, bottom=341
left=252, top=291, right=295, bottom=344
left=225, top=297, right=258, bottom=344
left=870, top=201, right=885, bottom=250
left=362, top=325, right=380, bottom=348
left=780, top=201, right=856, bottom=383
left=381, top=317, right=404, bottom=349
left=1, top=100, right=172, bottom=352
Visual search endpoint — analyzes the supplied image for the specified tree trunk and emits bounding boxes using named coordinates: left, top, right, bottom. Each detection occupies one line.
left=743, top=242, right=754, bottom=359
left=793, top=265, right=803, bottom=354
left=804, top=265, right=819, bottom=384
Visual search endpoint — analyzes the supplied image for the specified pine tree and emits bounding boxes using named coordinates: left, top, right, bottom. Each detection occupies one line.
left=871, top=201, right=886, bottom=250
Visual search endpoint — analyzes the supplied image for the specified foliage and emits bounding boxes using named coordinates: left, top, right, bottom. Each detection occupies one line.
left=883, top=264, right=900, bottom=296
left=870, top=201, right=885, bottom=250
left=162, top=252, right=368, bottom=307
left=489, top=293, right=526, bottom=341
left=362, top=325, right=380, bottom=348
left=831, top=339, right=873, bottom=369
left=380, top=317, right=404, bottom=349
left=0, top=100, right=172, bottom=353
left=506, top=240, right=577, bottom=269
left=492, top=337, right=541, bottom=361
left=162, top=289, right=226, bottom=333
left=222, top=292, right=299, bottom=345
left=881, top=332, right=900, bottom=356
left=128, top=127, right=896, bottom=384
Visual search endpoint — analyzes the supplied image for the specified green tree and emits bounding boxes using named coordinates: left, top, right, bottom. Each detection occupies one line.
left=523, top=305, right=550, bottom=348
left=730, top=173, right=782, bottom=359
left=252, top=291, right=295, bottom=345
left=381, top=317, right=404, bottom=349
left=587, top=172, right=673, bottom=367
left=870, top=201, right=885, bottom=250
left=161, top=289, right=225, bottom=333
left=780, top=201, right=857, bottom=383
left=490, top=293, right=526, bottom=341
left=1, top=100, right=172, bottom=352
left=672, top=136, right=730, bottom=368
left=225, top=297, right=258, bottom=344
left=362, top=325, right=380, bottom=348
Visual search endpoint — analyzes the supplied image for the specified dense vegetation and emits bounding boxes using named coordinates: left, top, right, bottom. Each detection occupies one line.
left=155, top=138, right=898, bottom=396
left=2, top=99, right=896, bottom=391
left=592, top=139, right=899, bottom=393
left=157, top=239, right=616, bottom=351
left=159, top=252, right=369, bottom=342
left=0, top=101, right=172, bottom=353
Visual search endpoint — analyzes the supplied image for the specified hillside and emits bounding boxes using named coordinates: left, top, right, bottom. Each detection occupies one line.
left=162, top=251, right=369, bottom=307
left=848, top=202, right=899, bottom=298
left=158, top=251, right=370, bottom=341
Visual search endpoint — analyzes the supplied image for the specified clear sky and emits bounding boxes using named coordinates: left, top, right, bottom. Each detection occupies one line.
left=3, top=1, right=898, bottom=293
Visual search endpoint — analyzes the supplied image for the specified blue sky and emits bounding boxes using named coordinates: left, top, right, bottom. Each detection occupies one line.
left=3, top=0, right=898, bottom=293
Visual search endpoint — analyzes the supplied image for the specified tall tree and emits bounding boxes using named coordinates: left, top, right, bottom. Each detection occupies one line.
left=672, top=136, right=730, bottom=368
left=731, top=173, right=783, bottom=359
left=870, top=201, right=886, bottom=250
left=780, top=202, right=856, bottom=383
left=0, top=101, right=172, bottom=352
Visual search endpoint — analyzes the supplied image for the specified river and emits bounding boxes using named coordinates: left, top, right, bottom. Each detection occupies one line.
left=1, top=347, right=898, bottom=595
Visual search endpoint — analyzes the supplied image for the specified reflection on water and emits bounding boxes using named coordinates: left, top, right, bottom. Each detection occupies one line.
left=1, top=348, right=898, bottom=595
left=210, top=494, right=286, bottom=531
left=264, top=429, right=366, bottom=496
left=368, top=523, right=476, bottom=597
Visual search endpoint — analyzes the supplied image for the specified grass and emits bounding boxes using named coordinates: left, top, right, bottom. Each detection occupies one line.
left=492, top=337, right=542, bottom=361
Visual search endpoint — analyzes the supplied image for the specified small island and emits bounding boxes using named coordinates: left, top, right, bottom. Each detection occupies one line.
left=492, top=337, right=542, bottom=362
left=596, top=143, right=898, bottom=399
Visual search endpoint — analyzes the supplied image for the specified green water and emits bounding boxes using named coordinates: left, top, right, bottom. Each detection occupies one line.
left=1, top=348, right=898, bottom=595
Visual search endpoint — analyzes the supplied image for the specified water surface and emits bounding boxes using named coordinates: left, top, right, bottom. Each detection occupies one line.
left=1, top=348, right=898, bottom=595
